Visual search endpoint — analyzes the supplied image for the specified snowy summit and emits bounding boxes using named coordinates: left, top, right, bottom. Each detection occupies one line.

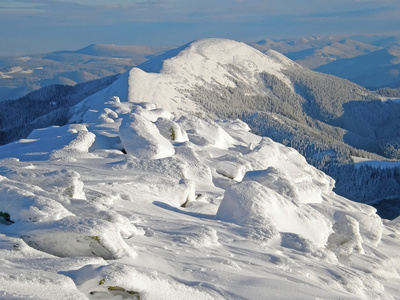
left=0, top=38, right=400, bottom=299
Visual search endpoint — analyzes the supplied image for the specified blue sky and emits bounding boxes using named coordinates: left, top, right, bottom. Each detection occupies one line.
left=1, top=0, right=400, bottom=55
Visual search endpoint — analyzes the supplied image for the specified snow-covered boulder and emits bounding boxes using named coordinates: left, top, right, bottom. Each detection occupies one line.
left=326, top=213, right=364, bottom=257
left=68, top=263, right=213, bottom=300
left=119, top=113, right=175, bottom=159
left=21, top=216, right=136, bottom=260
left=111, top=155, right=196, bottom=206
left=174, top=145, right=213, bottom=185
left=50, top=131, right=96, bottom=161
left=177, top=115, right=236, bottom=150
left=244, top=138, right=335, bottom=201
left=133, top=105, right=173, bottom=122
left=216, top=180, right=332, bottom=247
left=155, top=117, right=189, bottom=142
left=243, top=167, right=300, bottom=201
left=0, top=176, right=74, bottom=223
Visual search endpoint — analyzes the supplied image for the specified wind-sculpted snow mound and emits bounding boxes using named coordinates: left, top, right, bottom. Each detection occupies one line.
left=243, top=138, right=335, bottom=197
left=0, top=87, right=399, bottom=299
left=326, top=213, right=365, bottom=257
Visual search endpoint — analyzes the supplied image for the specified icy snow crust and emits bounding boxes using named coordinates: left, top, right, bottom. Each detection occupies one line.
left=0, top=39, right=400, bottom=299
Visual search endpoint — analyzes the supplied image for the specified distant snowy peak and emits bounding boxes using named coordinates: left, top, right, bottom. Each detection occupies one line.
left=75, top=43, right=170, bottom=58
left=125, top=38, right=299, bottom=115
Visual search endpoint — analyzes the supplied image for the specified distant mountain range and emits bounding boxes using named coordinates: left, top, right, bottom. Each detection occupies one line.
left=1, top=34, right=400, bottom=103
left=0, top=44, right=171, bottom=102
left=250, top=34, right=400, bottom=89
left=315, top=46, right=400, bottom=89
left=249, top=36, right=381, bottom=69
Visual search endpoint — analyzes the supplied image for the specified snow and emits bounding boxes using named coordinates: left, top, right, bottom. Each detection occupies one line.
left=20, top=216, right=137, bottom=260
left=0, top=38, right=400, bottom=299
left=0, top=124, right=96, bottom=162
left=119, top=113, right=175, bottom=159
left=18, top=56, right=32, bottom=62
left=216, top=178, right=332, bottom=247
left=352, top=156, right=400, bottom=169
left=379, top=96, right=400, bottom=104
left=0, top=66, right=34, bottom=78
left=127, top=38, right=297, bottom=116
left=0, top=72, right=12, bottom=79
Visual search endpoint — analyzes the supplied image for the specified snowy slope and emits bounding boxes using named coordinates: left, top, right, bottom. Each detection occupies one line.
left=71, top=38, right=299, bottom=119
left=1, top=41, right=400, bottom=298
left=71, top=38, right=390, bottom=160
left=77, top=38, right=382, bottom=123
left=132, top=38, right=297, bottom=110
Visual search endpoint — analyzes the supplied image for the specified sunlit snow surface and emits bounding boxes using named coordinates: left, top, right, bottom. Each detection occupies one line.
left=1, top=39, right=400, bottom=300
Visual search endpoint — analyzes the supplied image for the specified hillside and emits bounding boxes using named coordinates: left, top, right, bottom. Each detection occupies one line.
left=65, top=38, right=400, bottom=214
left=1, top=74, right=400, bottom=298
left=127, top=40, right=397, bottom=157
left=0, top=75, right=120, bottom=146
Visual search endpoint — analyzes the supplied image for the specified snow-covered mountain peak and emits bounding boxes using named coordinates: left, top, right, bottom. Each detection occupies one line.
left=167, top=38, right=296, bottom=68
left=121, top=38, right=297, bottom=115
left=71, top=38, right=303, bottom=123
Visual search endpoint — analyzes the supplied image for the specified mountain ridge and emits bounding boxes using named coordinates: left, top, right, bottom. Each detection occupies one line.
left=2, top=34, right=399, bottom=103
left=316, top=46, right=400, bottom=89
left=69, top=38, right=400, bottom=213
